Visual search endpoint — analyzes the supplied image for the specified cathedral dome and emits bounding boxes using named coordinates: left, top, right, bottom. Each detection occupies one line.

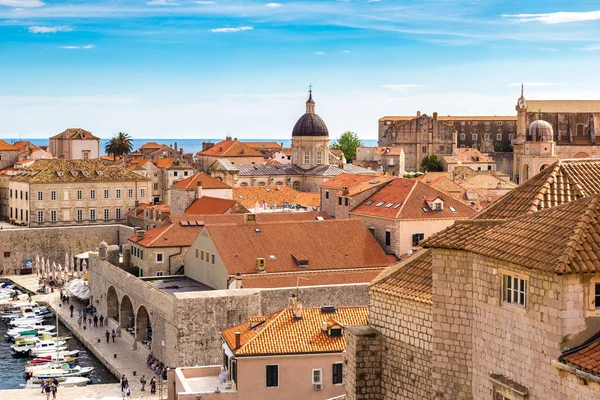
left=292, top=90, right=329, bottom=137
left=527, top=119, right=553, bottom=142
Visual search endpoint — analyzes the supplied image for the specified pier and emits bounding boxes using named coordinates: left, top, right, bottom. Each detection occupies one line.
left=4, top=275, right=162, bottom=399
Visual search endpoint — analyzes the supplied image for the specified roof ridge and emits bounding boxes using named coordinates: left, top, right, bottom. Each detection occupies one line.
left=369, top=249, right=430, bottom=288
left=395, top=179, right=418, bottom=218
left=235, top=309, right=286, bottom=352
left=146, top=222, right=174, bottom=246
left=528, top=163, right=560, bottom=213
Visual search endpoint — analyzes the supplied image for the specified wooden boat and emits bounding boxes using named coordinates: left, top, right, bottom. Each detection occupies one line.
left=6, top=325, right=55, bottom=339
left=28, top=350, right=80, bottom=364
left=31, top=365, right=94, bottom=379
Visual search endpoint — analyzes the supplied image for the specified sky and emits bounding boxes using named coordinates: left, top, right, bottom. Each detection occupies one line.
left=0, top=0, right=599, bottom=141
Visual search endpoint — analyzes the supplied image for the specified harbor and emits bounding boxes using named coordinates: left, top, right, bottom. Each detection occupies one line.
left=1, top=275, right=162, bottom=399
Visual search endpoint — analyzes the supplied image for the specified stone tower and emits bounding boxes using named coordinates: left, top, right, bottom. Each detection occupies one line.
left=291, top=89, right=330, bottom=170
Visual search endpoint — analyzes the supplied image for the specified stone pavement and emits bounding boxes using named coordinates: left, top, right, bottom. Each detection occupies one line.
left=4, top=275, right=164, bottom=400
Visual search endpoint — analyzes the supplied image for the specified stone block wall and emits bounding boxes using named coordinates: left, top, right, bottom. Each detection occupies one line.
left=369, top=290, right=432, bottom=399
left=170, top=189, right=196, bottom=216
left=344, top=325, right=382, bottom=400
left=350, top=214, right=397, bottom=255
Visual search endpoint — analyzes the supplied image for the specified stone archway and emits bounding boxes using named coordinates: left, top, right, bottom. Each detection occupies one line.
left=106, top=286, right=119, bottom=321
left=136, top=305, right=151, bottom=345
left=521, top=163, right=530, bottom=182
left=120, top=295, right=135, bottom=332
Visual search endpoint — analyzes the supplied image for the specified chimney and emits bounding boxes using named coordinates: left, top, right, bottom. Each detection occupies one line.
left=135, top=228, right=144, bottom=241
left=245, top=213, right=256, bottom=223
left=433, top=112, right=438, bottom=120
left=322, top=321, right=328, bottom=332
left=416, top=111, right=421, bottom=118
left=174, top=142, right=178, bottom=151
left=234, top=137, right=238, bottom=141
left=197, top=181, right=203, bottom=199
left=235, top=332, right=241, bottom=349
left=234, top=273, right=242, bottom=289
left=225, top=135, right=232, bottom=141
left=135, top=200, right=140, bottom=207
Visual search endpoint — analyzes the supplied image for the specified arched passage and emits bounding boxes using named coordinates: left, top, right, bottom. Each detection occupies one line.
left=106, top=286, right=119, bottom=321
left=521, top=163, right=530, bottom=183
left=136, top=305, right=152, bottom=346
left=120, top=295, right=134, bottom=332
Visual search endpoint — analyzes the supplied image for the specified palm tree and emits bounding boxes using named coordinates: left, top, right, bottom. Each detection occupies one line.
left=105, top=132, right=134, bottom=161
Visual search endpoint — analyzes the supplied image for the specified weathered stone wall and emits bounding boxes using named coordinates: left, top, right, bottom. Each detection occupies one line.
left=344, top=325, right=382, bottom=400
left=369, top=290, right=432, bottom=400
left=492, top=152, right=514, bottom=178
left=0, top=224, right=133, bottom=274
left=170, top=188, right=196, bottom=216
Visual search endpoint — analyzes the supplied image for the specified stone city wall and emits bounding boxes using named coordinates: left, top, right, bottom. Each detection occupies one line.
left=492, top=152, right=514, bottom=178
left=344, top=325, right=383, bottom=400
left=0, top=224, right=133, bottom=274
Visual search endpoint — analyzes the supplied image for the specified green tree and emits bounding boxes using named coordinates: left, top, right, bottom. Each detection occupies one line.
left=331, top=131, right=362, bottom=162
left=420, top=154, right=443, bottom=172
left=105, top=132, right=134, bottom=161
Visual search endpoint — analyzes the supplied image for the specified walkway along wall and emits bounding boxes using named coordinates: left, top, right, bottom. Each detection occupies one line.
left=89, top=256, right=371, bottom=368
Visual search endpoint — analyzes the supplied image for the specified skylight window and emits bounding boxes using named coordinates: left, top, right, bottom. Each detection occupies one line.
left=364, top=200, right=374, bottom=206
left=422, top=207, right=430, bottom=213
left=70, top=171, right=78, bottom=177
left=368, top=180, right=380, bottom=184
left=449, top=206, right=456, bottom=212
left=393, top=203, right=402, bottom=209
left=375, top=201, right=385, bottom=207
left=384, top=202, right=394, bottom=208
left=269, top=255, right=276, bottom=260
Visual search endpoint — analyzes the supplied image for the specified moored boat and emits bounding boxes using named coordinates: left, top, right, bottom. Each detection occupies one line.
left=21, top=376, right=90, bottom=388
left=31, top=365, right=94, bottom=379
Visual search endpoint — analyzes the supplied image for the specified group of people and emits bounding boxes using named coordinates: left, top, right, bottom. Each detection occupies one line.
left=120, top=373, right=157, bottom=398
left=40, top=378, right=59, bottom=400
left=147, top=354, right=168, bottom=382
left=59, top=289, right=70, bottom=304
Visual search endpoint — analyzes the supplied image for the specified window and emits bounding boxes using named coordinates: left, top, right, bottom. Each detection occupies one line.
left=317, top=151, right=322, bottom=164
left=595, top=283, right=600, bottom=308
left=140, top=188, right=146, bottom=198
left=116, top=208, right=122, bottom=219
left=50, top=210, right=57, bottom=223
left=576, top=124, right=585, bottom=136
left=20, top=191, right=22, bottom=200
left=412, top=233, right=424, bottom=246
left=25, top=192, right=28, bottom=200
left=325, top=191, right=329, bottom=200
left=439, top=145, right=445, bottom=152
left=156, top=272, right=163, bottom=277
left=156, top=253, right=164, bottom=263
left=104, top=189, right=109, bottom=199
left=51, top=190, right=56, bottom=201
left=104, top=208, right=110, bottom=220
left=173, top=171, right=178, bottom=177
left=385, top=231, right=391, bottom=246
left=502, top=273, right=527, bottom=307
left=421, top=145, right=427, bottom=153
left=472, top=134, right=477, bottom=140
left=116, top=189, right=122, bottom=199
left=154, top=183, right=158, bottom=190
left=195, top=248, right=199, bottom=258
left=266, top=365, right=278, bottom=387
left=304, top=151, right=310, bottom=164
left=201, top=250, right=205, bottom=261
left=344, top=198, right=349, bottom=207
left=82, top=150, right=90, bottom=160
left=432, top=202, right=442, bottom=211
left=77, top=190, right=82, bottom=200
left=9, top=189, right=12, bottom=198
left=37, top=211, right=44, bottom=223
left=76, top=209, right=82, bottom=222
left=509, top=134, right=514, bottom=141
left=332, top=363, right=343, bottom=385
left=90, top=190, right=96, bottom=200
left=497, top=133, right=502, bottom=141
left=292, top=181, right=300, bottom=190
left=312, top=369, right=323, bottom=384
left=460, top=133, right=465, bottom=140
left=338, top=197, right=342, bottom=206
left=422, top=133, right=427, bottom=140
left=484, top=134, right=490, bottom=141
left=184, top=171, right=189, bottom=176
left=212, top=254, right=216, bottom=264
left=496, top=121, right=503, bottom=126
left=37, top=191, right=43, bottom=201
left=90, top=209, right=96, bottom=221
left=128, top=188, right=134, bottom=198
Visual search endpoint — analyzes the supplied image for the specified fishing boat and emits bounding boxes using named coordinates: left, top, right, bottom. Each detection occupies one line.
left=30, top=345, right=69, bottom=357
left=21, top=376, right=90, bottom=389
left=31, top=364, right=94, bottom=379
left=27, top=350, right=80, bottom=364
left=9, top=316, right=44, bottom=327
left=11, top=338, right=68, bottom=355
left=6, top=325, right=55, bottom=339
left=25, top=360, right=83, bottom=378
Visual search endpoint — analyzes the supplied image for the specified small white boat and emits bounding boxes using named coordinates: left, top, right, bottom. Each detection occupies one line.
left=30, top=346, right=69, bottom=357
left=12, top=338, right=68, bottom=354
left=6, top=325, right=55, bottom=338
left=9, top=316, right=44, bottom=327
left=27, top=350, right=80, bottom=362
left=32, top=365, right=94, bottom=379
left=21, top=376, right=90, bottom=389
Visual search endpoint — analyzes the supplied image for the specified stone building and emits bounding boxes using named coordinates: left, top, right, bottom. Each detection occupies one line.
left=196, top=139, right=265, bottom=172
left=291, top=89, right=331, bottom=169
left=378, top=112, right=516, bottom=172
left=440, top=147, right=495, bottom=172
left=354, top=146, right=405, bottom=175
left=170, top=172, right=232, bottom=216
left=8, top=159, right=151, bottom=227
left=49, top=128, right=100, bottom=160
left=126, top=203, right=170, bottom=230
left=0, top=139, right=20, bottom=170
left=233, top=185, right=320, bottom=212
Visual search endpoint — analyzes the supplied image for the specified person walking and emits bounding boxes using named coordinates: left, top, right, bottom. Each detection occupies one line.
left=112, top=329, right=116, bottom=342
left=27, top=293, right=32, bottom=303
left=120, top=374, right=126, bottom=394
left=77, top=315, right=82, bottom=328
left=69, top=304, right=74, bottom=318
left=140, top=374, right=146, bottom=391
left=150, top=377, right=156, bottom=394
left=125, top=385, right=131, bottom=400
left=44, top=381, right=51, bottom=400
left=87, top=316, right=92, bottom=328
left=105, top=330, right=110, bottom=343
left=41, top=379, right=47, bottom=394
left=93, top=315, right=98, bottom=327
left=99, top=314, right=104, bottom=327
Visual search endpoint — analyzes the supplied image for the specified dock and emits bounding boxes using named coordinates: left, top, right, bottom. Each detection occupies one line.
left=4, top=274, right=163, bottom=399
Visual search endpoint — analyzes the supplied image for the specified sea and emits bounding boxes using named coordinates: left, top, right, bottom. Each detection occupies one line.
left=2, top=138, right=380, bottom=156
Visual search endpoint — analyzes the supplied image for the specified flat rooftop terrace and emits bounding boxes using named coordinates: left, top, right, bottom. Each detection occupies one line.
left=143, top=276, right=214, bottom=296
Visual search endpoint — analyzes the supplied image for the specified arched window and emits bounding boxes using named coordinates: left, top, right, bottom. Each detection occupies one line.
left=275, top=181, right=283, bottom=186
left=258, top=182, right=266, bottom=187
left=240, top=182, right=248, bottom=187
left=292, top=181, right=300, bottom=190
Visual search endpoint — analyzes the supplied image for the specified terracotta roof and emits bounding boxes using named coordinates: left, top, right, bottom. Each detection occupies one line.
left=526, top=100, right=600, bottom=114
left=50, top=128, right=99, bottom=140
left=330, top=149, right=345, bottom=159
left=265, top=159, right=283, bottom=166
left=369, top=250, right=432, bottom=304
left=475, top=159, right=600, bottom=220
left=424, top=195, right=600, bottom=274
left=373, top=146, right=404, bottom=156
left=443, top=148, right=494, bottom=164
left=294, top=192, right=320, bottom=208
left=0, top=140, right=18, bottom=151
left=197, top=140, right=263, bottom=158
left=241, top=268, right=385, bottom=289
left=152, top=158, right=175, bottom=169
left=244, top=142, right=282, bottom=151
left=9, top=159, right=150, bottom=184
left=184, top=196, right=243, bottom=215
left=206, top=219, right=391, bottom=275
left=130, top=212, right=331, bottom=248
left=321, top=173, right=393, bottom=197
left=12, top=141, right=34, bottom=151
left=379, top=115, right=517, bottom=122
left=127, top=202, right=153, bottom=218
left=379, top=116, right=414, bottom=122
left=139, top=142, right=164, bottom=150
left=100, top=155, right=122, bottom=162
left=559, top=333, right=600, bottom=377
left=171, top=173, right=231, bottom=190
left=222, top=306, right=368, bottom=356
left=233, top=185, right=304, bottom=208
left=350, top=179, right=475, bottom=220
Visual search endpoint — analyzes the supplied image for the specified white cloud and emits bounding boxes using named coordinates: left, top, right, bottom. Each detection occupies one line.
left=28, top=25, right=72, bottom=33
left=342, top=50, right=350, bottom=53
left=502, top=10, right=600, bottom=24
left=380, top=84, right=425, bottom=90
left=195, top=0, right=215, bottom=3
left=146, top=0, right=179, bottom=5
left=59, top=44, right=94, bottom=49
left=210, top=26, right=253, bottom=33
left=0, top=0, right=44, bottom=7
left=579, top=44, right=600, bottom=52
left=314, top=51, right=325, bottom=55
left=507, top=82, right=561, bottom=87
left=265, top=2, right=282, bottom=7
left=367, top=0, right=381, bottom=3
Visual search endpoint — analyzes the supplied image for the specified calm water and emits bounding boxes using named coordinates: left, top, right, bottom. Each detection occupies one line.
left=0, top=318, right=118, bottom=389
left=1, top=138, right=379, bottom=156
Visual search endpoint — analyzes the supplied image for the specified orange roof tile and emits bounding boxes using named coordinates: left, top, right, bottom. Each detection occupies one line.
left=171, top=172, right=231, bottom=190
left=50, top=128, right=99, bottom=140
left=197, top=140, right=263, bottom=158
left=241, top=268, right=384, bottom=289
left=443, top=148, right=494, bottom=164
left=206, top=219, right=391, bottom=275
left=12, top=141, right=34, bottom=151
left=244, top=142, right=282, bottom=150
left=184, top=196, right=243, bottom=215
left=233, top=185, right=302, bottom=209
left=0, top=139, right=18, bottom=151
left=222, top=306, right=368, bottom=356
left=139, top=141, right=164, bottom=150
left=559, top=334, right=600, bottom=376
left=351, top=179, right=475, bottom=220
left=153, top=158, right=175, bottom=169
left=294, top=192, right=320, bottom=208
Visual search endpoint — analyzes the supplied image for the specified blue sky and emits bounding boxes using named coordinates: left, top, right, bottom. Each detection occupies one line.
left=0, top=0, right=599, bottom=140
